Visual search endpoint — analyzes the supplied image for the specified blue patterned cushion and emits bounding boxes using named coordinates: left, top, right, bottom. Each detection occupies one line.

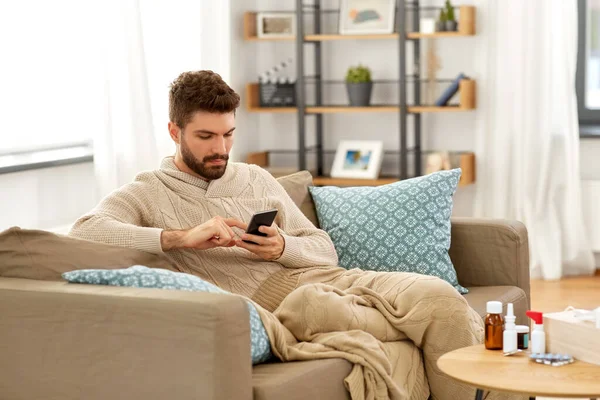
left=62, top=265, right=272, bottom=364
left=309, top=169, right=467, bottom=294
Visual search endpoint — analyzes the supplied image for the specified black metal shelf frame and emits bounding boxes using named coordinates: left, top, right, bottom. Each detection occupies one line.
left=294, top=0, right=421, bottom=180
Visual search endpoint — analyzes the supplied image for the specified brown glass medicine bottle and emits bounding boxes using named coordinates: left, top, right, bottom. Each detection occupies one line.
left=484, top=301, right=504, bottom=350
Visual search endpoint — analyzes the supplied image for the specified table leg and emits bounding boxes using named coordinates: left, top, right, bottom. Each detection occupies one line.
left=474, top=389, right=484, bottom=400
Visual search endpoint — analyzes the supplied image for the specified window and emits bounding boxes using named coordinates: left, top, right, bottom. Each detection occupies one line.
left=577, top=0, right=600, bottom=126
left=0, top=1, right=104, bottom=155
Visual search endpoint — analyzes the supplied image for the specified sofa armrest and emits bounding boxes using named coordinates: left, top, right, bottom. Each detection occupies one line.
left=449, top=218, right=530, bottom=304
left=0, top=278, right=252, bottom=400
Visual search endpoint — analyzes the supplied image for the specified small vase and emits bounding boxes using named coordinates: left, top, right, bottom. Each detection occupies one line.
left=346, top=82, right=373, bottom=107
left=445, top=20, right=457, bottom=32
left=435, top=21, right=446, bottom=32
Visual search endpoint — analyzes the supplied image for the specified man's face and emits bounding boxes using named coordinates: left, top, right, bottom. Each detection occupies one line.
left=176, top=111, right=235, bottom=180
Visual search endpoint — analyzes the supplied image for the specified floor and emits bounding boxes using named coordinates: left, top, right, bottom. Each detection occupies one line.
left=529, top=273, right=600, bottom=400
left=530, top=273, right=600, bottom=312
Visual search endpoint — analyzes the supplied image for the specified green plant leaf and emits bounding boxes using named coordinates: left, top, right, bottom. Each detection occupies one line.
left=345, top=64, right=372, bottom=83
left=445, top=0, right=455, bottom=21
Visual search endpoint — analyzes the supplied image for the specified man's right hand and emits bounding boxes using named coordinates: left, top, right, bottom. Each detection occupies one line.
left=160, top=216, right=243, bottom=252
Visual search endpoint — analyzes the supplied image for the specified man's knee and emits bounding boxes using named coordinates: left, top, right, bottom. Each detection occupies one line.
left=405, top=273, right=461, bottom=296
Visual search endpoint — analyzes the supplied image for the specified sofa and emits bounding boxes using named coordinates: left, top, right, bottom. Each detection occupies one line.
left=0, top=171, right=530, bottom=400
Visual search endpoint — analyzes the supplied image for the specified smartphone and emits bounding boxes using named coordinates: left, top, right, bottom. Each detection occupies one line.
left=243, top=209, right=278, bottom=244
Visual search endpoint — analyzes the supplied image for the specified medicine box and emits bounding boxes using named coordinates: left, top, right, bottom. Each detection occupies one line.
left=544, top=310, right=600, bottom=366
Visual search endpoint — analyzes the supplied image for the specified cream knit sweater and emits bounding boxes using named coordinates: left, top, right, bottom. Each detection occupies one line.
left=69, top=157, right=340, bottom=305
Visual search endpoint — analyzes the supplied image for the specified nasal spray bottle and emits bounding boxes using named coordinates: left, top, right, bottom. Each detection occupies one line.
left=526, top=311, right=545, bottom=354
left=503, top=303, right=517, bottom=355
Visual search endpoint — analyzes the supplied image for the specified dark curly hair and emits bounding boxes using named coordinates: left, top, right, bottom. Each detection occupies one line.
left=168, top=70, right=240, bottom=129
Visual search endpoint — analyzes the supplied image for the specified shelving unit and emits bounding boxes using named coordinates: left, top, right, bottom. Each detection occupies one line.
left=244, top=1, right=477, bottom=186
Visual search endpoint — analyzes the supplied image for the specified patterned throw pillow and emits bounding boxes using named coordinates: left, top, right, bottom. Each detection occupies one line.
left=309, top=169, right=467, bottom=294
left=62, top=265, right=272, bottom=364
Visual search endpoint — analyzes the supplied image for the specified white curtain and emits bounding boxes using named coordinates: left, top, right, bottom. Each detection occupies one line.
left=474, top=0, right=595, bottom=279
left=96, top=0, right=158, bottom=198
left=95, top=0, right=231, bottom=198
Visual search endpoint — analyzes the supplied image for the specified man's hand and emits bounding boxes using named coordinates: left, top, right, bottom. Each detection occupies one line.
left=233, top=222, right=285, bottom=261
left=161, top=216, right=242, bottom=251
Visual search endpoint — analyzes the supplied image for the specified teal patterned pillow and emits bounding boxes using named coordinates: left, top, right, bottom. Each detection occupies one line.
left=62, top=265, right=272, bottom=364
left=309, top=169, right=467, bottom=294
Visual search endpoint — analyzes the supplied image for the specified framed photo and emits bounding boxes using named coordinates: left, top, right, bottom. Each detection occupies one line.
left=331, top=140, right=384, bottom=179
left=338, top=0, right=396, bottom=35
left=257, top=13, right=296, bottom=38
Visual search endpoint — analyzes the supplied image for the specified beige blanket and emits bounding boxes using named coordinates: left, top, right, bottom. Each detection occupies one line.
left=255, top=283, right=419, bottom=400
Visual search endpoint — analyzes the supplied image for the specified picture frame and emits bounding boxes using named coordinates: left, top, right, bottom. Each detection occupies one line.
left=338, top=0, right=396, bottom=35
left=256, top=13, right=296, bottom=38
left=330, top=140, right=384, bottom=179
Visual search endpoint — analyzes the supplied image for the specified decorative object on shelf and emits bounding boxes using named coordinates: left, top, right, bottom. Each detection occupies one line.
left=345, top=64, right=373, bottom=106
left=436, top=8, right=446, bottom=32
left=425, top=151, right=452, bottom=175
left=259, top=58, right=296, bottom=107
left=444, top=0, right=458, bottom=32
left=426, top=40, right=442, bottom=105
left=435, top=72, right=466, bottom=106
left=256, top=12, right=296, bottom=38
left=420, top=18, right=435, bottom=34
left=338, top=0, right=396, bottom=35
left=330, top=140, right=383, bottom=179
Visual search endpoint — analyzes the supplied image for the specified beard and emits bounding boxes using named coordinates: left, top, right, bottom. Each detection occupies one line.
left=180, top=138, right=229, bottom=180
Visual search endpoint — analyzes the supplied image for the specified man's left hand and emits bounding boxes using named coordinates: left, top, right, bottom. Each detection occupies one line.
left=234, top=223, right=285, bottom=261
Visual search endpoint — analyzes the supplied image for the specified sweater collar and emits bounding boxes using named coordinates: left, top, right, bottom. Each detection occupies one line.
left=159, top=157, right=210, bottom=190
left=159, top=157, right=241, bottom=196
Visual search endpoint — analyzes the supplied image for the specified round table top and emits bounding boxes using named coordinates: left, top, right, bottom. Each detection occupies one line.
left=437, top=344, right=600, bottom=398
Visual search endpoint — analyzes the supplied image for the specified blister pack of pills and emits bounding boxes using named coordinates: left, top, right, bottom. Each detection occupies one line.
left=529, top=353, right=574, bottom=367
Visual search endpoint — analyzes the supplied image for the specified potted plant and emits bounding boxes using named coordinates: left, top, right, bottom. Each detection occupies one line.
left=444, top=0, right=457, bottom=31
left=345, top=65, right=373, bottom=107
left=436, top=8, right=446, bottom=32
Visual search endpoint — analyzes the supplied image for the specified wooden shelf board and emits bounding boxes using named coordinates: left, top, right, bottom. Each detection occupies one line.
left=245, top=81, right=476, bottom=113
left=244, top=7, right=476, bottom=41
left=313, top=176, right=474, bottom=187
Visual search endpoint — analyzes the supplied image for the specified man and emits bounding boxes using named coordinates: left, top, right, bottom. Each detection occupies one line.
left=70, top=71, right=509, bottom=400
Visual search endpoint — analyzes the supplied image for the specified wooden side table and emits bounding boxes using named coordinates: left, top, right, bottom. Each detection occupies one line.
left=437, top=344, right=600, bottom=399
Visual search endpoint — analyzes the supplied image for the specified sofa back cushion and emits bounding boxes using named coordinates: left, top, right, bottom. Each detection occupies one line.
left=276, top=171, right=320, bottom=228
left=0, top=227, right=177, bottom=281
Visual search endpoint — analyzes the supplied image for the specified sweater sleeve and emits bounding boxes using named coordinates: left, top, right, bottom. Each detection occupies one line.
left=253, top=167, right=339, bottom=268
left=68, top=180, right=164, bottom=255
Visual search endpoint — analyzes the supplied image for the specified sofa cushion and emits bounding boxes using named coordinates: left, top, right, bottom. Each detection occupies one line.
left=463, top=285, right=529, bottom=325
left=253, top=359, right=352, bottom=400
left=309, top=169, right=467, bottom=293
left=62, top=265, right=272, bottom=365
left=276, top=171, right=320, bottom=228
left=0, top=227, right=177, bottom=281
